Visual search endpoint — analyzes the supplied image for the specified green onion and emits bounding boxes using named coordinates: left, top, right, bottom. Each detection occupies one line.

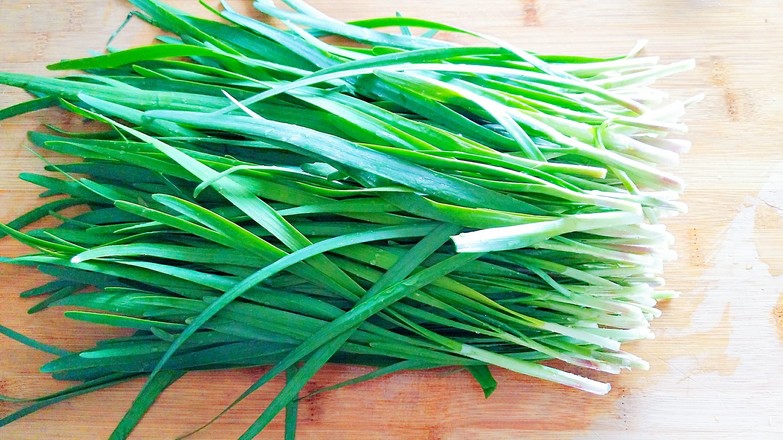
left=0, top=0, right=695, bottom=438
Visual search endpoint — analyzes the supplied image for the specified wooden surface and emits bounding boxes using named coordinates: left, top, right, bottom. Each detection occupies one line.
left=2, top=1, right=782, bottom=438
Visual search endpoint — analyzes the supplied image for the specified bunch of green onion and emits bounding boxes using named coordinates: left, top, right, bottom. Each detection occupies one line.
left=0, top=0, right=695, bottom=438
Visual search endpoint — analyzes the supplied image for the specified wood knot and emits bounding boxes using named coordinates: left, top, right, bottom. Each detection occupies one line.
left=522, top=0, right=541, bottom=26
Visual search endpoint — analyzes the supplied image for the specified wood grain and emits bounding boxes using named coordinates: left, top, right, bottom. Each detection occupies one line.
left=2, top=1, right=782, bottom=439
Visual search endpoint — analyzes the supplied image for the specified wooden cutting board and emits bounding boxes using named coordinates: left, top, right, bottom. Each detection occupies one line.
left=1, top=1, right=782, bottom=438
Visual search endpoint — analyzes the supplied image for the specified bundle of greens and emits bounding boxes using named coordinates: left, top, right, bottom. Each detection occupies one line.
left=0, top=0, right=695, bottom=438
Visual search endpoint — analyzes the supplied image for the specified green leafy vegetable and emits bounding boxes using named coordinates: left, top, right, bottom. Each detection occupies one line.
left=0, top=0, right=694, bottom=438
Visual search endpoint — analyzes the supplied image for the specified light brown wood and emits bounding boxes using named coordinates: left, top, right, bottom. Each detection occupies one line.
left=2, top=1, right=782, bottom=438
